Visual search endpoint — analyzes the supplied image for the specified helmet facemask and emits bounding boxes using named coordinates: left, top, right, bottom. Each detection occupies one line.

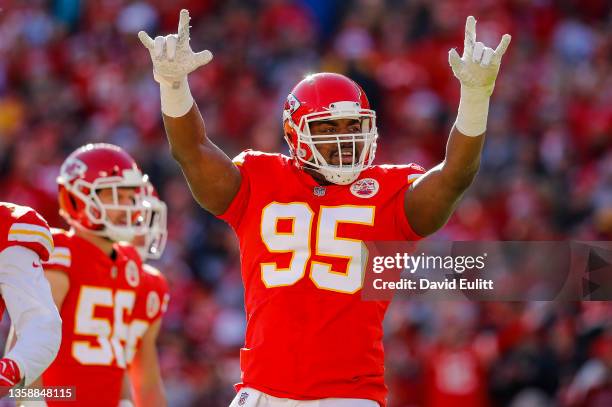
left=60, top=169, right=152, bottom=243
left=133, top=188, right=168, bottom=260
left=285, top=101, right=378, bottom=185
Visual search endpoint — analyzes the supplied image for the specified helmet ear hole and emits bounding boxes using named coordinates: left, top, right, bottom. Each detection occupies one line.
left=283, top=121, right=294, bottom=141
left=68, top=193, right=78, bottom=211
left=85, top=205, right=102, bottom=220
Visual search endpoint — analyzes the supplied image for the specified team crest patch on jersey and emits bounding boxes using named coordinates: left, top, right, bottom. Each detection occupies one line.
left=313, top=186, right=326, bottom=197
left=350, top=178, right=379, bottom=198
left=125, top=260, right=140, bottom=287
left=146, top=291, right=161, bottom=319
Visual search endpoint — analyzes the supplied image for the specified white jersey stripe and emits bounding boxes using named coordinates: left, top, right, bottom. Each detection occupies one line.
left=8, top=228, right=53, bottom=257
left=407, top=173, right=422, bottom=184
left=9, top=223, right=50, bottom=235
left=50, top=247, right=70, bottom=257
left=46, top=247, right=71, bottom=268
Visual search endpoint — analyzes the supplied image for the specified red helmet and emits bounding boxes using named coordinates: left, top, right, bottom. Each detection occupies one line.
left=133, top=181, right=167, bottom=260
left=283, top=72, right=378, bottom=185
left=57, top=143, right=150, bottom=242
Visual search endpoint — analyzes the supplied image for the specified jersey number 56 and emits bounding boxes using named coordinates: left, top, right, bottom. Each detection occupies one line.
left=73, top=286, right=135, bottom=367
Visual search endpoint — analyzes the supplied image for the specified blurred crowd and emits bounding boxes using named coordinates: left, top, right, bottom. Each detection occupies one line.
left=0, top=0, right=611, bottom=406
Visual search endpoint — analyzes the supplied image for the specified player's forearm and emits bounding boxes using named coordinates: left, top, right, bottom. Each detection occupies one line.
left=438, top=81, right=491, bottom=193
left=129, top=321, right=167, bottom=407
left=454, top=84, right=493, bottom=138
left=440, top=125, right=484, bottom=192
left=163, top=103, right=241, bottom=214
left=133, top=383, right=167, bottom=407
left=129, top=357, right=166, bottom=406
left=0, top=247, right=62, bottom=386
left=403, top=127, right=484, bottom=236
left=404, top=165, right=466, bottom=236
left=120, top=373, right=133, bottom=400
left=162, top=102, right=209, bottom=162
left=4, top=297, right=62, bottom=386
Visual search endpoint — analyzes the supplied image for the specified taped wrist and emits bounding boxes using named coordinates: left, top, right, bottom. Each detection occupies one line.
left=158, top=76, right=194, bottom=118
left=455, top=85, right=493, bottom=137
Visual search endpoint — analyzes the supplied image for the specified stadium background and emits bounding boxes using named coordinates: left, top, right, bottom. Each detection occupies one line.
left=0, top=0, right=611, bottom=406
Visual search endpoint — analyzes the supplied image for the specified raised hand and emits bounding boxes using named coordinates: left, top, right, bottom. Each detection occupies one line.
left=448, top=16, right=511, bottom=94
left=138, top=9, right=213, bottom=88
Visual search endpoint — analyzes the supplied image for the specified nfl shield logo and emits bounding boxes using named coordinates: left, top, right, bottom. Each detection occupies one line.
left=238, top=392, right=249, bottom=406
left=313, top=186, right=326, bottom=197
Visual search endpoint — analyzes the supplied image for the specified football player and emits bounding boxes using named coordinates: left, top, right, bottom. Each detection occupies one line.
left=39, top=143, right=151, bottom=407
left=139, top=10, right=511, bottom=407
left=124, top=182, right=169, bottom=407
left=0, top=203, right=61, bottom=397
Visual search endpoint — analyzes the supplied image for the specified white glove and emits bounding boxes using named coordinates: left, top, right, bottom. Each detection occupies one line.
left=138, top=9, right=213, bottom=117
left=448, top=16, right=511, bottom=136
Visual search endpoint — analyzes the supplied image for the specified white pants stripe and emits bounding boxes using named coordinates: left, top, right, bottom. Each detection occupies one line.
left=229, top=388, right=380, bottom=407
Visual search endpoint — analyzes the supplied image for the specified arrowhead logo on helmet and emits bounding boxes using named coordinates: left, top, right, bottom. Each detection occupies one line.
left=282, top=72, right=378, bottom=185
left=286, top=93, right=301, bottom=114
left=60, top=158, right=88, bottom=182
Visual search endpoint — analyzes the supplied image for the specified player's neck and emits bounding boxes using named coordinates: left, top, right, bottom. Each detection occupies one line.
left=303, top=168, right=333, bottom=186
left=73, top=229, right=115, bottom=257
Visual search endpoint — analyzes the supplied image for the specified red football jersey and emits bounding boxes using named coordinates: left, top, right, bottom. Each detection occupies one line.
left=125, top=263, right=169, bottom=366
left=0, top=202, right=53, bottom=261
left=42, top=230, right=145, bottom=407
left=0, top=202, right=53, bottom=317
left=218, top=151, right=425, bottom=406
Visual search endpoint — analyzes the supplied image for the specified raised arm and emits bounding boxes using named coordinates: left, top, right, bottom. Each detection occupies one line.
left=405, top=16, right=511, bottom=236
left=139, top=10, right=241, bottom=215
left=127, top=319, right=166, bottom=407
